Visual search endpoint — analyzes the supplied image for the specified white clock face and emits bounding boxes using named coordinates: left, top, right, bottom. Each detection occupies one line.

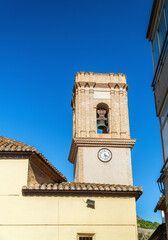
left=98, top=148, right=112, bottom=162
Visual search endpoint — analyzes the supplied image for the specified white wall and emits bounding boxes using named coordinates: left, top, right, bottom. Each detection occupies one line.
left=79, top=146, right=133, bottom=185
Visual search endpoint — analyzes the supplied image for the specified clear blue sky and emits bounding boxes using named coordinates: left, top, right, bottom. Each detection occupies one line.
left=0, top=0, right=163, bottom=222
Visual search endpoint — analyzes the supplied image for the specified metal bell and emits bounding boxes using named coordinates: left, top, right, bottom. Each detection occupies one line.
left=97, top=119, right=107, bottom=130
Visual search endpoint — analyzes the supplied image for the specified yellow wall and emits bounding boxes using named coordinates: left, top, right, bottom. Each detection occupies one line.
left=0, top=158, right=138, bottom=240
left=0, top=195, right=138, bottom=240
left=0, top=159, right=28, bottom=195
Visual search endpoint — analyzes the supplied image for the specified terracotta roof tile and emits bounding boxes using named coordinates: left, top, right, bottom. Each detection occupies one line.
left=0, top=136, right=67, bottom=182
left=154, top=195, right=165, bottom=212
left=22, top=182, right=143, bottom=199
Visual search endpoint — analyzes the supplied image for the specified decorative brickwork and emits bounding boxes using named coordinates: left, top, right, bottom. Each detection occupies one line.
left=28, top=161, right=55, bottom=185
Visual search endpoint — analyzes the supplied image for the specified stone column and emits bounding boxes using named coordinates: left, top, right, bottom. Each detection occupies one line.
left=72, top=107, right=75, bottom=138
left=85, top=85, right=90, bottom=137
left=114, top=85, right=120, bottom=138
left=110, top=86, right=117, bottom=138
left=76, top=85, right=80, bottom=137
left=89, top=84, right=96, bottom=137
left=124, top=87, right=130, bottom=138
left=120, top=86, right=126, bottom=138
left=80, top=86, right=86, bottom=137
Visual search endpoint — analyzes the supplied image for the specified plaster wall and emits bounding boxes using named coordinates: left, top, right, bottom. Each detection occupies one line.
left=75, top=146, right=133, bottom=185
left=0, top=226, right=137, bottom=240
left=0, top=195, right=138, bottom=240
left=0, top=159, right=28, bottom=195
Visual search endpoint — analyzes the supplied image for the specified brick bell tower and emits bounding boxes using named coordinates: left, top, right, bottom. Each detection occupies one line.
left=68, top=72, right=136, bottom=185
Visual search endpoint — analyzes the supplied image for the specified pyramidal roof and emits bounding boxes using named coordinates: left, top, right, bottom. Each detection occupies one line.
left=0, top=136, right=67, bottom=182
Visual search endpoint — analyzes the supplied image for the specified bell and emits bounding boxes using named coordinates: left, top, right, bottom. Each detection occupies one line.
left=97, top=119, right=107, bottom=130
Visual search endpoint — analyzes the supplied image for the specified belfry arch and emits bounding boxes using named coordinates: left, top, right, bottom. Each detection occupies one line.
left=96, top=103, right=109, bottom=133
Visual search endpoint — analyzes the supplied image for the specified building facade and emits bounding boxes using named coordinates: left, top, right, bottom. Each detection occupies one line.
left=0, top=72, right=142, bottom=240
left=146, top=0, right=168, bottom=237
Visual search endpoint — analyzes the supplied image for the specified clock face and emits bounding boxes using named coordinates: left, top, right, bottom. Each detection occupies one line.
left=98, top=148, right=112, bottom=162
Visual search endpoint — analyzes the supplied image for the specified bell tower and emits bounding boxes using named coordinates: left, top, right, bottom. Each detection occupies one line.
left=69, top=72, right=135, bottom=185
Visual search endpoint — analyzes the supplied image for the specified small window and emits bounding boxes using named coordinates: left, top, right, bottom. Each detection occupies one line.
left=160, top=98, right=168, bottom=162
left=161, top=117, right=168, bottom=161
left=78, top=234, right=94, bottom=240
left=79, top=237, right=92, bottom=240
left=165, top=0, right=168, bottom=26
left=152, top=37, right=160, bottom=70
left=160, top=99, right=168, bottom=127
left=151, top=0, right=168, bottom=71
left=158, top=14, right=167, bottom=50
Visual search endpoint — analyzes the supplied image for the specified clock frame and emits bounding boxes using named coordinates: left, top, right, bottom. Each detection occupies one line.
left=98, top=148, right=112, bottom=162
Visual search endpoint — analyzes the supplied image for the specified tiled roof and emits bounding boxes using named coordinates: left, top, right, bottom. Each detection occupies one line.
left=0, top=136, right=37, bottom=151
left=0, top=136, right=67, bottom=182
left=22, top=182, right=143, bottom=199
left=154, top=195, right=165, bottom=212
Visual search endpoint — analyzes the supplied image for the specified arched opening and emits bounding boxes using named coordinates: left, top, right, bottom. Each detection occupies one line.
left=96, top=103, right=109, bottom=134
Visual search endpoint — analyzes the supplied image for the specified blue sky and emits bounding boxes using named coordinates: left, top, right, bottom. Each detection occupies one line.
left=0, top=0, right=163, bottom=222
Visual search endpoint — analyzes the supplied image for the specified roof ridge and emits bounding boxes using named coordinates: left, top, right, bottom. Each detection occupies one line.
left=0, top=136, right=67, bottom=182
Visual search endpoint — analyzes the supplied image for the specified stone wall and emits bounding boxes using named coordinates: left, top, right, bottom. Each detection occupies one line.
left=138, top=227, right=154, bottom=240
